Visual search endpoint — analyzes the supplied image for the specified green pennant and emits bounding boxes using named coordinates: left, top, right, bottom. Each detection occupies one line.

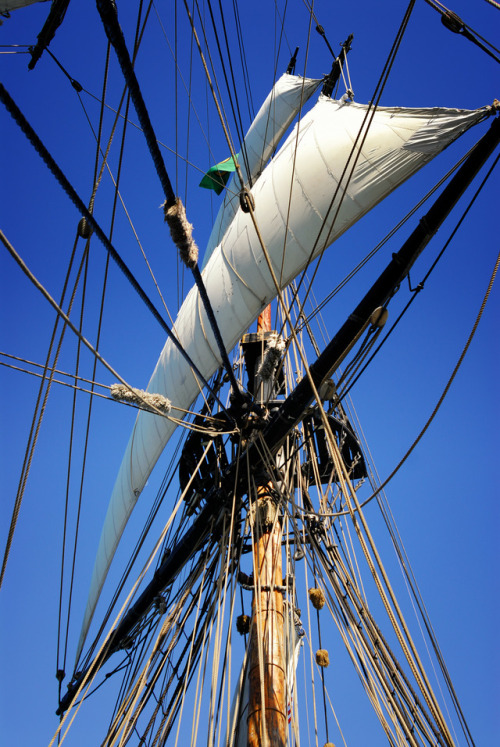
left=199, top=156, right=237, bottom=195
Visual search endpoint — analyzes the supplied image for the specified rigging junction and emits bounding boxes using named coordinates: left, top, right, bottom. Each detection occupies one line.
left=1, top=1, right=499, bottom=746
left=56, top=107, right=500, bottom=747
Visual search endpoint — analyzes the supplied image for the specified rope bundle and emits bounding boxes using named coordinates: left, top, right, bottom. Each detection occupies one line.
left=110, top=384, right=172, bottom=414
left=316, top=649, right=330, bottom=667
left=256, top=332, right=285, bottom=381
left=308, top=587, right=326, bottom=610
left=164, top=198, right=199, bottom=269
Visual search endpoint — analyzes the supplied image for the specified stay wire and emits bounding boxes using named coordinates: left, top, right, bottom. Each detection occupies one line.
left=277, top=0, right=316, bottom=293
left=276, top=0, right=417, bottom=343
left=0, top=353, right=107, bottom=391
left=188, top=0, right=240, bottom=165
left=58, top=33, right=114, bottom=684
left=423, top=0, right=500, bottom=63
left=0, top=362, right=134, bottom=406
left=338, top=149, right=499, bottom=407
left=368, top=468, right=475, bottom=745
left=62, top=3, right=151, bottom=679
left=151, top=2, right=223, bottom=173
left=296, top=143, right=476, bottom=335
left=181, top=0, right=248, bottom=201
left=377, top=498, right=476, bottom=744
left=0, top=82, right=226, bottom=412
left=60, top=249, right=92, bottom=676
left=231, top=0, right=254, bottom=118
left=97, top=0, right=244, bottom=403
left=0, top=231, right=83, bottom=593
left=203, top=0, right=250, bottom=176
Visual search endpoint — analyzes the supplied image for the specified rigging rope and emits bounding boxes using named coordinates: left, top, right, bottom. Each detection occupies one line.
left=278, top=0, right=418, bottom=339
left=352, top=236, right=500, bottom=515
left=0, top=231, right=174, bottom=421
left=295, top=143, right=477, bottom=335
left=201, top=0, right=251, bottom=178
left=0, top=231, right=85, bottom=592
left=58, top=33, right=117, bottom=682
left=0, top=82, right=228, bottom=410
left=0, top=353, right=108, bottom=390
left=16, top=0, right=492, bottom=744
left=96, top=0, right=245, bottom=403
left=423, top=0, right=500, bottom=63
left=258, top=430, right=444, bottom=743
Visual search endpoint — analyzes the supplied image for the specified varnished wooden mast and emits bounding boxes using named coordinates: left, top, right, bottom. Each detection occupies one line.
left=247, top=306, right=287, bottom=747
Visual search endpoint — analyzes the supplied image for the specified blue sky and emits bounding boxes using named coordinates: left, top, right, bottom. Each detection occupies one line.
left=1, top=1, right=499, bottom=744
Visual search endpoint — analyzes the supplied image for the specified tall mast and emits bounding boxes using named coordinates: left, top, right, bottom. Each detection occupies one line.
left=247, top=306, right=286, bottom=747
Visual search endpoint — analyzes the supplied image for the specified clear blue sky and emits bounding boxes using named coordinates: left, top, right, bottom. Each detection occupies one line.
left=1, top=1, right=499, bottom=744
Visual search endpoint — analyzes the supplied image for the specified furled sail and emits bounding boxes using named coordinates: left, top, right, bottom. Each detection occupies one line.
left=202, top=72, right=322, bottom=267
left=77, top=97, right=489, bottom=658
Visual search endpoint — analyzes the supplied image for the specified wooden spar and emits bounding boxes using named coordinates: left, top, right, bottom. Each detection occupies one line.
left=247, top=306, right=287, bottom=747
left=247, top=486, right=286, bottom=746
left=256, top=304, right=272, bottom=333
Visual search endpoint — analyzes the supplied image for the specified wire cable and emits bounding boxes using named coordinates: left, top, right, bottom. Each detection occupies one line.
left=96, top=0, right=245, bottom=402
left=0, top=82, right=227, bottom=409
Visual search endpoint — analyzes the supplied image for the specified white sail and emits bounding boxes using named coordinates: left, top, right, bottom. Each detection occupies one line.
left=77, top=97, right=489, bottom=657
left=202, top=72, right=322, bottom=267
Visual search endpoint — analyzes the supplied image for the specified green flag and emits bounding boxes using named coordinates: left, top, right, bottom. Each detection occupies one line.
left=199, top=156, right=237, bottom=195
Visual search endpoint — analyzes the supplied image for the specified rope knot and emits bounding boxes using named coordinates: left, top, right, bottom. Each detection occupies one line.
left=164, top=197, right=199, bottom=269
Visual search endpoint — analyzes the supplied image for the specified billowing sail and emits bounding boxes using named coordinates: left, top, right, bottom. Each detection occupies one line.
left=202, top=72, right=322, bottom=267
left=77, top=97, right=489, bottom=657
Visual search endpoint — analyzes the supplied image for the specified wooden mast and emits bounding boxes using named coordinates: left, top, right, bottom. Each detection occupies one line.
left=247, top=306, right=287, bottom=747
